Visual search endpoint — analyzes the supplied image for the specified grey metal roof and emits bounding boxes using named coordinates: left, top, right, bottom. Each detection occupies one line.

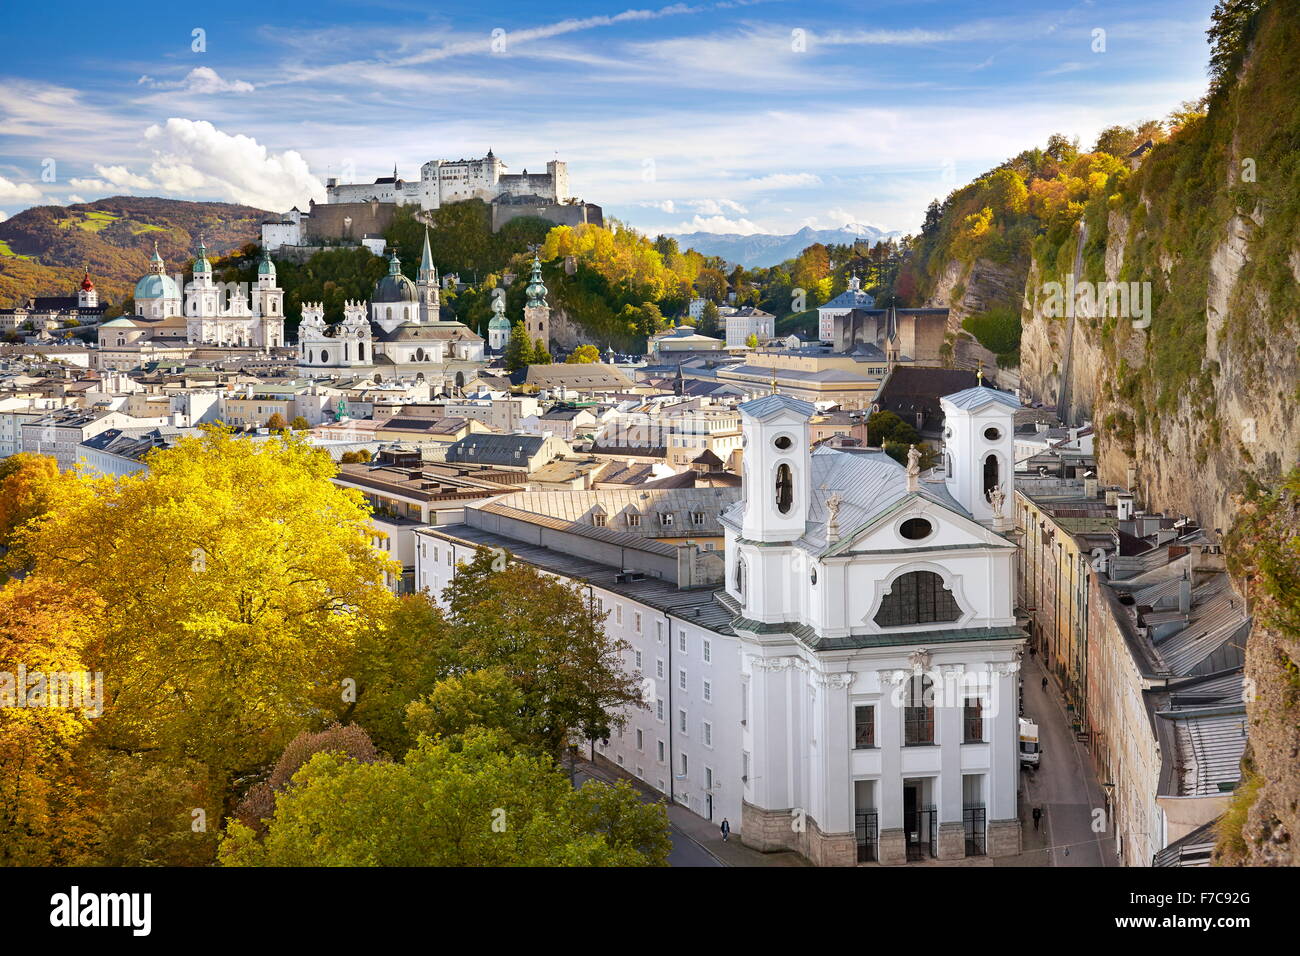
left=721, top=446, right=977, bottom=555
left=483, top=487, right=738, bottom=540
left=1153, top=818, right=1219, bottom=867
left=419, top=523, right=734, bottom=634
left=942, top=385, right=1022, bottom=411
left=738, top=393, right=816, bottom=420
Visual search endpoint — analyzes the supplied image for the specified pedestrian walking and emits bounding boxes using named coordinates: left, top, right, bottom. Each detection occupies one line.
left=720, top=818, right=731, bottom=842
left=1032, top=807, right=1042, bottom=830
left=1041, top=676, right=1048, bottom=692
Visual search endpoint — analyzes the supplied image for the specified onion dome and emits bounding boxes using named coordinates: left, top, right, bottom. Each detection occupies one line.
left=372, top=251, right=418, bottom=303
left=525, top=256, right=547, bottom=308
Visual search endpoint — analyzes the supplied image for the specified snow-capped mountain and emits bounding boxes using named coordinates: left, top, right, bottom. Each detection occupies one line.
left=667, top=223, right=904, bottom=268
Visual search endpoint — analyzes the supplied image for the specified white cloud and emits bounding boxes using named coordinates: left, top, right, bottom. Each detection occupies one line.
left=138, top=67, right=255, bottom=94
left=640, top=199, right=676, bottom=213
left=743, top=172, right=822, bottom=189
left=687, top=198, right=748, bottom=215
left=0, top=176, right=41, bottom=202
left=67, top=194, right=87, bottom=204
left=670, top=214, right=768, bottom=235
left=94, top=164, right=154, bottom=189
left=142, top=118, right=325, bottom=210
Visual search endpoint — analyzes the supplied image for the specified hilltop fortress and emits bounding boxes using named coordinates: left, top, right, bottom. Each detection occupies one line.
left=263, top=150, right=601, bottom=251
left=325, top=150, right=569, bottom=209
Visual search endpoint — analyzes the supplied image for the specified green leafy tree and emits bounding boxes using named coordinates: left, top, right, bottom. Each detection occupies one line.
left=503, top=321, right=534, bottom=372
left=218, top=731, right=671, bottom=866
left=566, top=345, right=601, bottom=364
left=290, top=416, right=310, bottom=431
left=438, top=549, right=644, bottom=760
left=696, top=301, right=721, bottom=338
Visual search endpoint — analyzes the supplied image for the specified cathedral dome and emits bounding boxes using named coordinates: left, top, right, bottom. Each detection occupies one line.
left=373, top=252, right=418, bottom=303
left=134, top=272, right=181, bottom=301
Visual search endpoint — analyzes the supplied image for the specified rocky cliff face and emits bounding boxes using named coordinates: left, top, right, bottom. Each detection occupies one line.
left=1018, top=2, right=1300, bottom=865
left=1019, top=8, right=1300, bottom=535
left=924, top=256, right=1023, bottom=385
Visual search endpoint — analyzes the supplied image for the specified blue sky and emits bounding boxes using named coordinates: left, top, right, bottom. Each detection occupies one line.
left=0, top=0, right=1215, bottom=237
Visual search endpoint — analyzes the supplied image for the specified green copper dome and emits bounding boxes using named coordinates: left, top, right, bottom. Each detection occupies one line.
left=372, top=251, right=418, bottom=303
left=487, top=293, right=510, bottom=329
left=134, top=272, right=181, bottom=301
left=525, top=256, right=547, bottom=308
left=192, top=236, right=211, bottom=274
left=258, top=247, right=275, bottom=276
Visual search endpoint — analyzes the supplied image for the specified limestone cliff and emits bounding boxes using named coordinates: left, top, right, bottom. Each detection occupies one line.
left=1019, top=3, right=1300, bottom=534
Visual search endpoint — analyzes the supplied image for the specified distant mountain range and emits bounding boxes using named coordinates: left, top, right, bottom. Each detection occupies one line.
left=669, top=223, right=904, bottom=268
left=0, top=196, right=267, bottom=307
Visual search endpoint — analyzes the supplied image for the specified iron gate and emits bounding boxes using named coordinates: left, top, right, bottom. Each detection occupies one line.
left=964, top=806, right=987, bottom=856
left=855, top=810, right=878, bottom=862
left=905, top=806, right=937, bottom=861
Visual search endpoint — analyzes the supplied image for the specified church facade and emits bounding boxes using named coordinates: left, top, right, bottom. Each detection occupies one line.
left=296, top=229, right=485, bottom=382
left=720, top=386, right=1023, bottom=864
left=416, top=384, right=1026, bottom=865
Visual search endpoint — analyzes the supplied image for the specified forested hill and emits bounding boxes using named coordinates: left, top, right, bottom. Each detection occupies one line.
left=0, top=196, right=267, bottom=307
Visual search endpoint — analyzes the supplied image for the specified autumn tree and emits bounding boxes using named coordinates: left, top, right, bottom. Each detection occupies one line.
left=0, top=578, right=103, bottom=865
left=266, top=412, right=288, bottom=430
left=566, top=344, right=601, bottom=364
left=0, top=453, right=62, bottom=570
left=16, top=426, right=399, bottom=795
left=290, top=416, right=310, bottom=431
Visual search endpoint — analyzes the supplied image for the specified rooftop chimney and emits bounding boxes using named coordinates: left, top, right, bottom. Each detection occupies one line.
left=1178, top=570, right=1192, bottom=615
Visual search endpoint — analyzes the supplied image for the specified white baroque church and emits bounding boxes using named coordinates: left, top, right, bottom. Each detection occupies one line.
left=718, top=385, right=1024, bottom=864
left=296, top=229, right=485, bottom=381
left=124, top=239, right=285, bottom=348
left=415, top=382, right=1027, bottom=865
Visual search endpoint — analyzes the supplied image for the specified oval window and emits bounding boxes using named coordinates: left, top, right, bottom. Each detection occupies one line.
left=984, top=426, right=1002, bottom=441
left=899, top=517, right=933, bottom=540
left=774, top=436, right=793, bottom=450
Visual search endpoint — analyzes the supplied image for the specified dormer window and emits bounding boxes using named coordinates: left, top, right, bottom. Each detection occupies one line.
left=691, top=512, right=705, bottom=526
left=592, top=514, right=606, bottom=527
left=659, top=512, right=674, bottom=527
left=627, top=513, right=641, bottom=527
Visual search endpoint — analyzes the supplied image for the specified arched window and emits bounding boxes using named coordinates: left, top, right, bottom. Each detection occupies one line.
left=386, top=307, right=392, bottom=321
left=357, top=343, right=365, bottom=360
left=904, top=675, right=935, bottom=745
left=983, top=454, right=1000, bottom=498
left=735, top=557, right=746, bottom=595
left=874, top=570, right=961, bottom=628
left=775, top=463, right=793, bottom=514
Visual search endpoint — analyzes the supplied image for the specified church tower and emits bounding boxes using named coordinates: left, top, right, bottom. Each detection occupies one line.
left=939, top=383, right=1019, bottom=523
left=487, top=291, right=511, bottom=352
left=77, top=273, right=97, bottom=308
left=738, top=392, right=814, bottom=543
left=417, top=227, right=440, bottom=323
left=523, top=256, right=550, bottom=353
left=185, top=236, right=218, bottom=318
left=251, top=247, right=285, bottom=347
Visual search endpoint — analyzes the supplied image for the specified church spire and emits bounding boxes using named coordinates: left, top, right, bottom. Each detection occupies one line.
left=419, top=227, right=435, bottom=281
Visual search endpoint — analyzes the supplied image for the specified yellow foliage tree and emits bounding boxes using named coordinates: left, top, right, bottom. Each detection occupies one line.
left=16, top=426, right=400, bottom=788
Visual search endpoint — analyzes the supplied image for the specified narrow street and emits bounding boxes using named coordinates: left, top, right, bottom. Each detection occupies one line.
left=1013, top=653, right=1119, bottom=867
